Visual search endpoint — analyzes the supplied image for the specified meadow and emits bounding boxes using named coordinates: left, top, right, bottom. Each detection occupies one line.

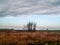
left=0, top=29, right=60, bottom=45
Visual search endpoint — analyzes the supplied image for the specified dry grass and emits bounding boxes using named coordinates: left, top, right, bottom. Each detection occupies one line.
left=0, top=30, right=60, bottom=45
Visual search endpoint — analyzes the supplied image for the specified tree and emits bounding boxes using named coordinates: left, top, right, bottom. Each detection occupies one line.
left=33, top=23, right=36, bottom=31
left=27, top=22, right=33, bottom=31
left=27, top=22, right=36, bottom=31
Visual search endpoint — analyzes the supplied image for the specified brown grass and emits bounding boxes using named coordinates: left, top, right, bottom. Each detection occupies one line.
left=0, top=30, right=60, bottom=45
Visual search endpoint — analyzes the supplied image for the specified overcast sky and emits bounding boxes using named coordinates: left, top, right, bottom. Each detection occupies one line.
left=0, top=0, right=60, bottom=30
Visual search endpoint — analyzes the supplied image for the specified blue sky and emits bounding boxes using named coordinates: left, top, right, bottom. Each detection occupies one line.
left=0, top=0, right=60, bottom=29
left=0, top=15, right=60, bottom=30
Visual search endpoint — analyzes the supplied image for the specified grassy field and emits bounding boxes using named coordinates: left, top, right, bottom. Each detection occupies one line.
left=37, top=30, right=60, bottom=32
left=0, top=29, right=60, bottom=45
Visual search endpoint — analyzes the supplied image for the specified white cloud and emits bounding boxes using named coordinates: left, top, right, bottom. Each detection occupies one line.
left=0, top=0, right=60, bottom=17
left=0, top=5, right=5, bottom=12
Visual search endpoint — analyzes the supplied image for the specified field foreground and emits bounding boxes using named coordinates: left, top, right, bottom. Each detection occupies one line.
left=0, top=30, right=60, bottom=45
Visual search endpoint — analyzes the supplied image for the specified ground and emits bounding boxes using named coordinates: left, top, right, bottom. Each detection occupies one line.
left=0, top=29, right=60, bottom=45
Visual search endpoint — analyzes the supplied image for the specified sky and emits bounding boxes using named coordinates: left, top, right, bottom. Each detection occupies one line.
left=0, top=0, right=60, bottom=30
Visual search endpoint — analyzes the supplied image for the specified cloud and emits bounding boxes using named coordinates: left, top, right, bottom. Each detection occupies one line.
left=0, top=0, right=60, bottom=17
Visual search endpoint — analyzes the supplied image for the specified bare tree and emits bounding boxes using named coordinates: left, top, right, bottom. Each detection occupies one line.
left=33, top=23, right=36, bottom=31
left=27, top=22, right=36, bottom=31
left=27, top=22, right=33, bottom=31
